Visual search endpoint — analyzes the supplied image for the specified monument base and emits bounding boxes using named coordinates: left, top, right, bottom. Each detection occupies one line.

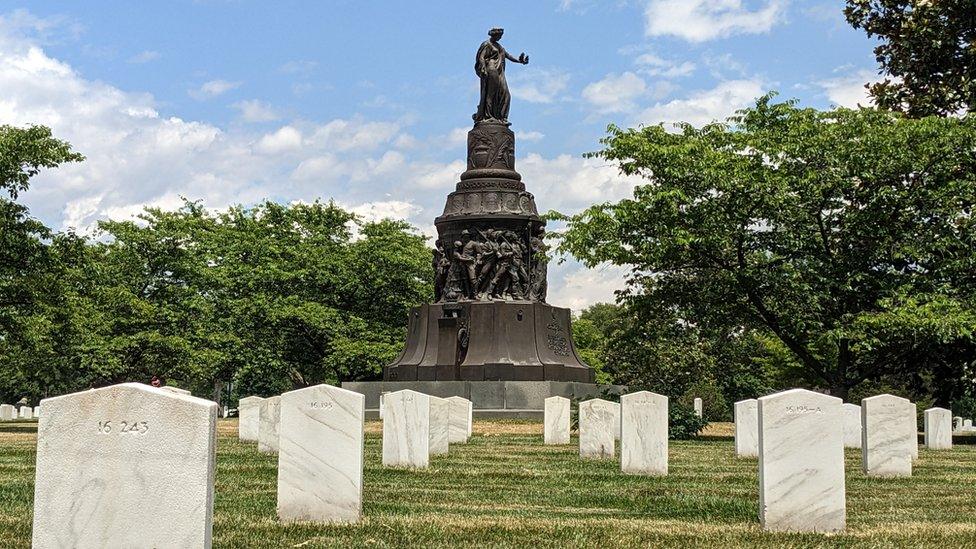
left=341, top=380, right=626, bottom=419
left=385, top=301, right=595, bottom=383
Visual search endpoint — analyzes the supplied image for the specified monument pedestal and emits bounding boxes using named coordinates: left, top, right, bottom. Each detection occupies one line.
left=342, top=380, right=626, bottom=419
left=386, top=301, right=594, bottom=383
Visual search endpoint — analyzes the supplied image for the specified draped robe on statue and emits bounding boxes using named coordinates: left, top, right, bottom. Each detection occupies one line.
left=474, top=40, right=512, bottom=123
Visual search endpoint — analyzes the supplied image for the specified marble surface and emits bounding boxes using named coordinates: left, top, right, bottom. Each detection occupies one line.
left=758, top=388, right=845, bottom=533
left=277, top=384, right=364, bottom=524
left=446, top=396, right=472, bottom=444
left=382, top=390, right=430, bottom=468
left=161, top=386, right=191, bottom=395
left=0, top=404, right=14, bottom=421
left=842, top=403, right=862, bottom=449
left=429, top=396, right=450, bottom=455
left=19, top=406, right=32, bottom=419
left=544, top=396, right=570, bottom=445
left=237, top=396, right=264, bottom=442
left=861, top=394, right=913, bottom=477
left=693, top=397, right=703, bottom=418
left=33, top=406, right=40, bottom=418
left=611, top=401, right=621, bottom=440
left=579, top=398, right=615, bottom=459
left=620, top=391, right=668, bottom=475
left=923, top=407, right=952, bottom=450
left=258, top=396, right=282, bottom=454
left=909, top=402, right=919, bottom=460
left=734, top=399, right=759, bottom=458
left=32, top=383, right=217, bottom=548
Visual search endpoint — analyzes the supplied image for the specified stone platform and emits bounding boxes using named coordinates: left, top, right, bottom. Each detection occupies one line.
left=342, top=380, right=625, bottom=419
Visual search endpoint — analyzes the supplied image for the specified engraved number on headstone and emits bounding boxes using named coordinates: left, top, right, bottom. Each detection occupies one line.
left=785, top=406, right=823, bottom=415
left=97, top=420, right=149, bottom=434
left=308, top=401, right=334, bottom=409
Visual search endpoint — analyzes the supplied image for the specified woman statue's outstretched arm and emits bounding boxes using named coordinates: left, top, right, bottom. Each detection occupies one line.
left=505, top=50, right=529, bottom=64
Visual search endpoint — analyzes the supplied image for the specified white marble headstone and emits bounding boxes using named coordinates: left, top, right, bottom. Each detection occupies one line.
left=0, top=404, right=13, bottom=421
left=965, top=418, right=974, bottom=430
left=544, top=396, right=571, bottom=445
left=923, top=407, right=952, bottom=450
left=758, top=388, right=845, bottom=533
left=909, top=402, right=918, bottom=460
left=953, top=416, right=963, bottom=431
left=446, top=396, right=472, bottom=444
left=620, top=391, right=668, bottom=475
left=32, top=406, right=40, bottom=418
left=161, top=386, right=191, bottom=395
left=693, top=397, right=703, bottom=418
left=382, top=390, right=430, bottom=468
left=733, top=399, right=758, bottom=458
left=579, top=399, right=616, bottom=459
left=861, top=394, right=913, bottom=477
left=258, top=396, right=282, bottom=454
left=238, top=396, right=264, bottom=442
left=19, top=405, right=32, bottom=419
left=842, top=403, right=862, bottom=449
left=611, top=401, right=621, bottom=441
left=32, top=383, right=217, bottom=548
left=277, top=384, right=365, bottom=523
left=429, top=396, right=450, bottom=455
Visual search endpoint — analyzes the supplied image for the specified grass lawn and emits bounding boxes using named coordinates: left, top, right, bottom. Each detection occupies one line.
left=1, top=419, right=975, bottom=548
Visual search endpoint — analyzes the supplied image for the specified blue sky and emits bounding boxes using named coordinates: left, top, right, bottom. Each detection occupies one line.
left=1, top=1, right=881, bottom=309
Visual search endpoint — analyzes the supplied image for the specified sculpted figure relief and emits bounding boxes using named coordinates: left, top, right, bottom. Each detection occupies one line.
left=436, top=225, right=547, bottom=302
left=473, top=28, right=528, bottom=124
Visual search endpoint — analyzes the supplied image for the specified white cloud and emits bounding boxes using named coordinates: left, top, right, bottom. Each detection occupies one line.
left=308, top=119, right=401, bottom=151
left=818, top=68, right=879, bottom=108
left=127, top=50, right=160, bottom=64
left=509, top=67, right=570, bottom=104
left=519, top=130, right=544, bottom=142
left=348, top=200, right=422, bottom=223
left=232, top=99, right=279, bottom=122
left=582, top=72, right=648, bottom=114
left=635, top=78, right=764, bottom=127
left=279, top=60, right=317, bottom=75
left=190, top=79, right=240, bottom=99
left=255, top=125, right=303, bottom=154
left=644, top=0, right=786, bottom=42
left=634, top=53, right=696, bottom=78
left=547, top=262, right=629, bottom=312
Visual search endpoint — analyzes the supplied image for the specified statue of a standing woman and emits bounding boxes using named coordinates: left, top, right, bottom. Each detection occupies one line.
left=474, top=28, right=528, bottom=124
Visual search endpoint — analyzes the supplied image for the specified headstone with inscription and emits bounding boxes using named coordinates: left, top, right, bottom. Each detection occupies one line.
left=693, top=397, right=703, bottom=418
left=429, top=396, right=450, bottom=455
left=0, top=404, right=13, bottom=421
left=446, top=396, right=472, bottom=444
left=734, top=399, right=759, bottom=458
left=383, top=390, right=430, bottom=468
left=861, top=394, right=913, bottom=477
left=31, top=383, right=217, bottom=548
left=238, top=396, right=264, bottom=442
left=620, top=391, right=668, bottom=475
left=923, top=407, right=952, bottom=450
left=277, top=384, right=364, bottom=523
left=758, top=388, right=845, bottom=533
left=579, top=398, right=615, bottom=459
left=544, top=396, right=570, bottom=445
left=258, top=396, right=282, bottom=454
left=842, top=403, right=862, bottom=449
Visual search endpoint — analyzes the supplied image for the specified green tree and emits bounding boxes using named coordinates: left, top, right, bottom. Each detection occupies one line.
left=557, top=96, right=976, bottom=402
left=845, top=0, right=976, bottom=116
left=0, top=125, right=85, bottom=404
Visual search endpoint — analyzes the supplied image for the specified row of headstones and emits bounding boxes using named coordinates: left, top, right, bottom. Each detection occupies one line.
left=729, top=391, right=956, bottom=532
left=543, top=394, right=670, bottom=475
left=236, top=388, right=475, bottom=524
left=0, top=404, right=41, bottom=420
left=953, top=416, right=976, bottom=433
left=32, top=382, right=404, bottom=547
left=734, top=394, right=954, bottom=468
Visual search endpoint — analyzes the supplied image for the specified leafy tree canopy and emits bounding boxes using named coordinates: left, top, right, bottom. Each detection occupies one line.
left=556, top=96, right=976, bottom=402
left=845, top=0, right=976, bottom=116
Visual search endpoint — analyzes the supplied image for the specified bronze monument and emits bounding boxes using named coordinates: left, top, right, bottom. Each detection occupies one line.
left=385, top=28, right=594, bottom=383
